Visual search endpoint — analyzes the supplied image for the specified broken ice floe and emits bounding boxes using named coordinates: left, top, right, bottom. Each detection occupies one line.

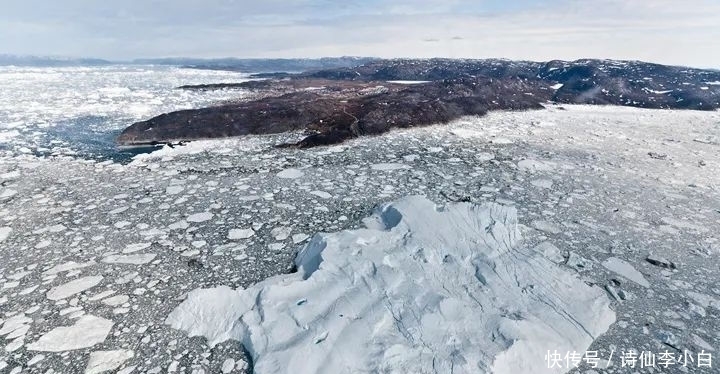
left=167, top=196, right=615, bottom=374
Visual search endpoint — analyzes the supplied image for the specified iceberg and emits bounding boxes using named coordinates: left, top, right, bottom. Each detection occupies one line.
left=167, top=196, right=615, bottom=374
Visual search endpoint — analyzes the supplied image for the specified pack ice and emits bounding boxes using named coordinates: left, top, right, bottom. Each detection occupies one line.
left=167, top=196, right=615, bottom=374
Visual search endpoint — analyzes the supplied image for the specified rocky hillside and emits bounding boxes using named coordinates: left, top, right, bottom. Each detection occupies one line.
left=117, top=59, right=720, bottom=148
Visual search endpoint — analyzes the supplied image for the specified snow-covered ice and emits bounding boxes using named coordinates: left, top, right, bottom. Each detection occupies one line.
left=167, top=196, right=615, bottom=374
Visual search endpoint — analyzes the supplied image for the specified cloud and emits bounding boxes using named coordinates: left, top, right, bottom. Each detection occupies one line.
left=0, top=0, right=718, bottom=67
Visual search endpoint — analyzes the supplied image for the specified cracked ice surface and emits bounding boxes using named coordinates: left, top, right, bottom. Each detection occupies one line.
left=167, top=196, right=615, bottom=374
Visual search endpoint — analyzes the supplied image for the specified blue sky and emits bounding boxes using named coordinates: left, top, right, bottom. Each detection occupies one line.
left=1, top=0, right=719, bottom=67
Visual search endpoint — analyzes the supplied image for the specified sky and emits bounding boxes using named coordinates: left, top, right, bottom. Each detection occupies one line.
left=1, top=0, right=719, bottom=68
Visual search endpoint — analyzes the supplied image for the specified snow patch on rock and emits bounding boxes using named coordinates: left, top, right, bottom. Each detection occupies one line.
left=167, top=196, right=615, bottom=374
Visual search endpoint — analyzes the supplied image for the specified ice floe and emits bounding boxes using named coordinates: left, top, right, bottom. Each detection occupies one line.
left=102, top=253, right=157, bottom=265
left=228, top=228, right=254, bottom=240
left=28, top=315, right=113, bottom=352
left=602, top=257, right=650, bottom=288
left=277, top=168, right=304, bottom=179
left=46, top=275, right=104, bottom=300
left=85, top=350, right=135, bottom=374
left=187, top=212, right=214, bottom=223
left=0, top=227, right=11, bottom=242
left=167, top=196, right=615, bottom=374
left=42, top=260, right=96, bottom=276
left=518, top=159, right=556, bottom=172
left=123, top=242, right=152, bottom=253
left=370, top=163, right=411, bottom=171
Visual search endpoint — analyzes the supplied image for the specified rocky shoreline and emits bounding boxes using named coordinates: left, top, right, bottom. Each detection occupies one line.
left=117, top=59, right=720, bottom=148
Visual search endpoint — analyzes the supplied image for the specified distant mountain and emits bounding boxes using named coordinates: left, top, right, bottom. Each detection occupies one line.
left=0, top=54, right=114, bottom=67
left=134, top=56, right=379, bottom=73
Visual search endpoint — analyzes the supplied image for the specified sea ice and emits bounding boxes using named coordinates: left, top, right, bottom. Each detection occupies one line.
left=102, top=254, right=156, bottom=265
left=85, top=350, right=135, bottom=374
left=309, top=190, right=332, bottom=199
left=270, top=226, right=292, bottom=241
left=46, top=276, right=104, bottom=301
left=187, top=212, right=214, bottom=223
left=0, top=227, right=11, bottom=242
left=166, top=185, right=184, bottom=195
left=0, top=315, right=32, bottom=336
left=531, top=179, right=554, bottom=189
left=602, top=257, right=650, bottom=288
left=102, top=295, right=130, bottom=306
left=370, top=163, right=411, bottom=171
left=27, top=315, right=113, bottom=352
left=277, top=168, right=304, bottom=179
left=221, top=358, right=236, bottom=373
left=123, top=242, right=151, bottom=253
left=532, top=220, right=562, bottom=235
left=228, top=228, right=254, bottom=240
left=450, top=128, right=484, bottom=139
left=167, top=196, right=615, bottom=374
left=518, top=159, right=556, bottom=172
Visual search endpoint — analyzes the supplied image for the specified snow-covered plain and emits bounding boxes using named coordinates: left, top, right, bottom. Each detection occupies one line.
left=0, top=104, right=719, bottom=373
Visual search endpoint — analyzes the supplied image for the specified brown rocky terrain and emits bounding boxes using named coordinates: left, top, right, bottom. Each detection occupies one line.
left=117, top=59, right=720, bottom=148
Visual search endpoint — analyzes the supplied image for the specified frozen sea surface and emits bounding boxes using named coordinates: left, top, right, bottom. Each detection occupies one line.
left=0, top=105, right=719, bottom=373
left=0, top=66, right=250, bottom=160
